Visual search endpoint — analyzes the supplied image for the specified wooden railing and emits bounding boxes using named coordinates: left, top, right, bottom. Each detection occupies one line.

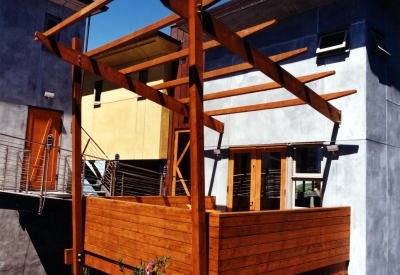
left=82, top=197, right=350, bottom=275
left=84, top=197, right=195, bottom=274
left=208, top=207, right=350, bottom=275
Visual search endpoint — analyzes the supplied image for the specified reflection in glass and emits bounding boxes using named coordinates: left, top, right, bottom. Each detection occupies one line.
left=232, top=153, right=251, bottom=212
left=295, top=181, right=322, bottom=207
left=260, top=152, right=281, bottom=210
left=295, top=147, right=322, bottom=174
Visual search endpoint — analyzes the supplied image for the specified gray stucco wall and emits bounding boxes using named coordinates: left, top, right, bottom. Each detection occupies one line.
left=0, top=0, right=86, bottom=273
left=364, top=0, right=400, bottom=274
left=0, top=0, right=86, bottom=150
left=203, top=0, right=399, bottom=274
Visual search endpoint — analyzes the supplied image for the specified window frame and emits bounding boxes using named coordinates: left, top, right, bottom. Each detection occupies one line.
left=291, top=144, right=325, bottom=209
left=316, top=29, right=349, bottom=55
left=292, top=145, right=325, bottom=179
left=93, top=80, right=103, bottom=107
left=44, top=13, right=61, bottom=42
left=372, top=29, right=391, bottom=58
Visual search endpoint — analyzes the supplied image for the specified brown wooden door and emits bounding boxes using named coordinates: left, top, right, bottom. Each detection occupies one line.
left=24, top=108, right=61, bottom=191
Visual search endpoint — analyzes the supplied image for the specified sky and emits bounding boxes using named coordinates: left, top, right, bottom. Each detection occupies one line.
left=87, top=0, right=230, bottom=51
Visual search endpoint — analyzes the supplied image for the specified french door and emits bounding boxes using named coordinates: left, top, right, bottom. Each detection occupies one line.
left=228, top=147, right=287, bottom=212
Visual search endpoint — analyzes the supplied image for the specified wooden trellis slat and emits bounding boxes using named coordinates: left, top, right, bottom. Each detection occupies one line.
left=205, top=90, right=356, bottom=116
left=197, top=71, right=336, bottom=102
left=161, top=0, right=342, bottom=123
left=34, top=31, right=224, bottom=133
left=150, top=47, right=310, bottom=91
left=119, top=19, right=277, bottom=75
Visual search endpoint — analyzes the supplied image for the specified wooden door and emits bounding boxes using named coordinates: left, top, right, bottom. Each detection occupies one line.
left=24, top=108, right=61, bottom=191
left=228, top=147, right=286, bottom=212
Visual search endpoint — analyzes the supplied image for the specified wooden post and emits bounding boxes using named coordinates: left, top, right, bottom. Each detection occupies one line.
left=188, top=0, right=206, bottom=274
left=72, top=37, right=83, bottom=275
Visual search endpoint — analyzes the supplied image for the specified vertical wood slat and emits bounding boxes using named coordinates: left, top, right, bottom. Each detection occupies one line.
left=188, top=0, right=206, bottom=274
left=71, top=37, right=83, bottom=275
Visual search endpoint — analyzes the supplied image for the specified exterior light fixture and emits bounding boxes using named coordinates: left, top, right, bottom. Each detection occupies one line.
left=114, top=154, right=120, bottom=166
left=46, top=134, right=54, bottom=150
left=44, top=91, right=55, bottom=99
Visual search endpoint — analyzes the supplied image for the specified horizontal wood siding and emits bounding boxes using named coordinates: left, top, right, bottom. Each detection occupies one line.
left=110, top=196, right=216, bottom=210
left=84, top=197, right=193, bottom=275
left=208, top=207, right=350, bottom=275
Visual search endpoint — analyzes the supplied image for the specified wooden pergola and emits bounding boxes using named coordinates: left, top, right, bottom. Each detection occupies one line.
left=35, top=0, right=355, bottom=274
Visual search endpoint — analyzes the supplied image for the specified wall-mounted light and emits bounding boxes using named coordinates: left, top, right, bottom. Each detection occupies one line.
left=44, top=91, right=55, bottom=99
left=46, top=134, right=54, bottom=150
left=326, top=144, right=339, bottom=156
left=326, top=145, right=339, bottom=152
left=213, top=149, right=221, bottom=159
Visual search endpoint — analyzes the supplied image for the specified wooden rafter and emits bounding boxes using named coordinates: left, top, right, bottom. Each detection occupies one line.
left=160, top=0, right=342, bottom=123
left=35, top=31, right=224, bottom=133
left=179, top=71, right=336, bottom=103
left=151, top=47, right=309, bottom=92
left=40, top=0, right=112, bottom=39
left=119, top=20, right=277, bottom=75
left=87, top=13, right=181, bottom=57
left=205, top=90, right=356, bottom=116
left=86, top=0, right=220, bottom=57
left=203, top=47, right=308, bottom=81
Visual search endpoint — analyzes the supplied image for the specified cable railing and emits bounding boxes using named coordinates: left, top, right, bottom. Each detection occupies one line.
left=0, top=130, right=173, bottom=211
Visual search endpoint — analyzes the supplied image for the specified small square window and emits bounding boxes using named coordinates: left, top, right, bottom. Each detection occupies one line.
left=44, top=13, right=61, bottom=42
left=316, top=29, right=349, bottom=55
left=294, top=180, right=322, bottom=208
left=372, top=30, right=391, bottom=58
left=293, top=146, right=324, bottom=178
left=94, top=80, right=103, bottom=106
left=139, top=70, right=148, bottom=84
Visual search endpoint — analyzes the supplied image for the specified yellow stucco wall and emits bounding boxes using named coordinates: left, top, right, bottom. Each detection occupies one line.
left=82, top=66, right=170, bottom=160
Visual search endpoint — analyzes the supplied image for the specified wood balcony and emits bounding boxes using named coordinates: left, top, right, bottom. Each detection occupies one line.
left=79, top=196, right=350, bottom=275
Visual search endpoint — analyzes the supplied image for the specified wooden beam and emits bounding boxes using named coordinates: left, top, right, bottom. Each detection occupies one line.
left=35, top=32, right=224, bottom=133
left=160, top=0, right=341, bottom=123
left=87, top=0, right=219, bottom=57
left=204, top=90, right=356, bottom=116
left=40, top=0, right=112, bottom=39
left=71, top=37, right=83, bottom=275
left=120, top=20, right=277, bottom=75
left=86, top=13, right=181, bottom=57
left=64, top=248, right=73, bottom=265
left=153, top=47, right=310, bottom=94
left=191, top=71, right=335, bottom=103
left=188, top=0, right=207, bottom=274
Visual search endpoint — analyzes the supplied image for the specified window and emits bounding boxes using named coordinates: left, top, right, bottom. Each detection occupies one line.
left=94, top=80, right=103, bottom=106
left=316, top=29, right=349, bottom=56
left=44, top=13, right=61, bottom=42
left=293, top=146, right=324, bottom=178
left=372, top=29, right=391, bottom=58
left=139, top=70, right=148, bottom=84
left=292, top=145, right=324, bottom=208
left=228, top=147, right=287, bottom=212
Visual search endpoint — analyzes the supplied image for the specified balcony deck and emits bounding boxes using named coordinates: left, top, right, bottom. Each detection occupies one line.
left=79, top=196, right=350, bottom=275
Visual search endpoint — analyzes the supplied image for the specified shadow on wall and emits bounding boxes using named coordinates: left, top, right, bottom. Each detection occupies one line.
left=0, top=193, right=72, bottom=275
left=322, top=124, right=360, bottom=200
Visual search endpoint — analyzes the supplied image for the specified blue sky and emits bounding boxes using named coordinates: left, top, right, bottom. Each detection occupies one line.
left=87, top=0, right=230, bottom=50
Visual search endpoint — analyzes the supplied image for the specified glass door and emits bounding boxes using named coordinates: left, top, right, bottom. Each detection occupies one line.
left=228, top=147, right=286, bottom=212
left=259, top=151, right=283, bottom=210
